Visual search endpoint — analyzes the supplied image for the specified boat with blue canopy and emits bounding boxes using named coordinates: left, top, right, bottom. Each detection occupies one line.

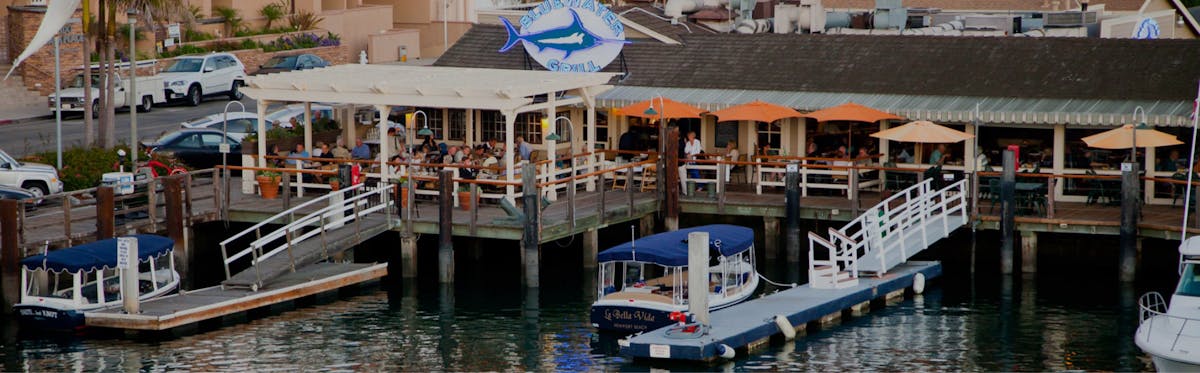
left=590, top=224, right=758, bottom=333
left=14, top=234, right=180, bottom=330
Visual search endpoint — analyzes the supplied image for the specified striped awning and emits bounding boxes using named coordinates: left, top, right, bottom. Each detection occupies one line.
left=595, top=86, right=1196, bottom=127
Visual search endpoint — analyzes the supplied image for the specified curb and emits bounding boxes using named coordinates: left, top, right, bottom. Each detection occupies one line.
left=0, top=114, right=48, bottom=126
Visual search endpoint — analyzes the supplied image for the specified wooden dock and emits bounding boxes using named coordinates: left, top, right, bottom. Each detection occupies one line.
left=622, top=261, right=941, bottom=362
left=85, top=262, right=386, bottom=331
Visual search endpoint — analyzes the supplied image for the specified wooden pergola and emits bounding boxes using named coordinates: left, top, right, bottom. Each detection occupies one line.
left=240, top=64, right=617, bottom=198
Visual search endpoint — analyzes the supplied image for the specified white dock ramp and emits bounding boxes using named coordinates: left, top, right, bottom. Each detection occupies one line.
left=808, top=178, right=969, bottom=289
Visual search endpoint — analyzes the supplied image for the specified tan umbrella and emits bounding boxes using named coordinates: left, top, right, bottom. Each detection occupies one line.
left=1081, top=124, right=1183, bottom=149
left=871, top=120, right=974, bottom=163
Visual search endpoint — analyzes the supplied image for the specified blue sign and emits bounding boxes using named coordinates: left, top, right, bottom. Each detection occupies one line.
left=499, top=0, right=629, bottom=72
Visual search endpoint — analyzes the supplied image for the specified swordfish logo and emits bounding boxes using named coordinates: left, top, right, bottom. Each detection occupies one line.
left=499, top=0, right=628, bottom=72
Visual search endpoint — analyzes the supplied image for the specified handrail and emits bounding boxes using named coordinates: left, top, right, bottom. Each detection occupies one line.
left=219, top=183, right=366, bottom=279
left=1138, top=291, right=1200, bottom=352
left=249, top=184, right=393, bottom=266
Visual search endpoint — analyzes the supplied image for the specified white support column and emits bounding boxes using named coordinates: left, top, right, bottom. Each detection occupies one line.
left=1146, top=143, right=1156, bottom=203
left=256, top=100, right=268, bottom=167
left=878, top=120, right=889, bottom=183
left=505, top=111, right=517, bottom=200
left=586, top=102, right=597, bottom=191
left=376, top=105, right=390, bottom=179
left=466, top=108, right=475, bottom=146
left=304, top=102, right=313, bottom=155
left=1053, top=123, right=1066, bottom=198
left=746, top=119, right=758, bottom=181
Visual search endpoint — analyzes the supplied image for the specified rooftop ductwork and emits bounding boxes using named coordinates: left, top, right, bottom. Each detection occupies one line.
left=774, top=0, right=826, bottom=34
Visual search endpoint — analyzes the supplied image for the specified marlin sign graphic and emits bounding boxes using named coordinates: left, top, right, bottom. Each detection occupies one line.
left=499, top=8, right=629, bottom=62
left=498, top=2, right=627, bottom=72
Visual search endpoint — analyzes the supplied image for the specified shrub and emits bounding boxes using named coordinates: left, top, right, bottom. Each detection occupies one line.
left=213, top=6, right=243, bottom=37
left=288, top=10, right=323, bottom=31
left=22, top=146, right=130, bottom=191
left=183, top=29, right=214, bottom=42
left=260, top=2, right=285, bottom=30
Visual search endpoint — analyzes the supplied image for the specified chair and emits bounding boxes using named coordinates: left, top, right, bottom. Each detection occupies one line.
left=641, top=165, right=658, bottom=192
left=988, top=179, right=1002, bottom=213
left=1084, top=169, right=1106, bottom=205
left=729, top=154, right=748, bottom=184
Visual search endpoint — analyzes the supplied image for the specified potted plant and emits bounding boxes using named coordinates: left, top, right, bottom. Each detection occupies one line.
left=256, top=170, right=281, bottom=199
left=328, top=176, right=341, bottom=191
left=457, top=184, right=478, bottom=211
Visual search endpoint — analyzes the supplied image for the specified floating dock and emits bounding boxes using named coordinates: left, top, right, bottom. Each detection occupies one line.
left=85, top=262, right=386, bottom=331
left=621, top=261, right=941, bottom=362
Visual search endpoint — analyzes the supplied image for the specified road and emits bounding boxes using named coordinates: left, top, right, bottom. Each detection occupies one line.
left=1, top=97, right=259, bottom=158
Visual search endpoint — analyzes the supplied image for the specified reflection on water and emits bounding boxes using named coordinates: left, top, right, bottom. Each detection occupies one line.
left=0, top=232, right=1175, bottom=371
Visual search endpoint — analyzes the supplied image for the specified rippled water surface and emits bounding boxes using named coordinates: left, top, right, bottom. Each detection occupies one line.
left=0, top=231, right=1175, bottom=371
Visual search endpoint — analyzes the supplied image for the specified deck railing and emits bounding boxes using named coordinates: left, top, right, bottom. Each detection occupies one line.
left=1138, top=291, right=1200, bottom=353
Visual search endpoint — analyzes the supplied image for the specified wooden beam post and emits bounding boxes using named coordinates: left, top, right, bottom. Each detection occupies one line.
left=96, top=186, right=115, bottom=240
left=438, top=170, right=454, bottom=284
left=164, top=177, right=188, bottom=289
left=1000, top=150, right=1016, bottom=275
left=785, top=162, right=800, bottom=262
left=1, top=200, right=20, bottom=313
left=1120, top=162, right=1140, bottom=282
left=664, top=128, right=681, bottom=232
left=521, top=163, right=540, bottom=288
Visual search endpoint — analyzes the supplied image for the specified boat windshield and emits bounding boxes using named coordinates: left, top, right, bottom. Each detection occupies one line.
left=1178, top=264, right=1200, bottom=297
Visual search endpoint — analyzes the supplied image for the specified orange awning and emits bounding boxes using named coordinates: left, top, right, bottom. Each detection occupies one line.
left=805, top=102, right=902, bottom=123
left=710, top=100, right=805, bottom=123
left=616, top=98, right=706, bottom=119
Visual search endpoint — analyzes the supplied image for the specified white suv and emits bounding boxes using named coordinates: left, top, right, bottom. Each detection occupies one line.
left=161, top=52, right=247, bottom=106
left=0, top=149, right=63, bottom=202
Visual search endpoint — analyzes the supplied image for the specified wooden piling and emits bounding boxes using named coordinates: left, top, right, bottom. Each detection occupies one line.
left=583, top=229, right=598, bottom=269
left=849, top=168, right=860, bottom=217
left=1020, top=230, right=1037, bottom=274
left=96, top=186, right=115, bottom=240
left=764, top=217, right=780, bottom=255
left=521, top=163, right=540, bottom=288
left=785, top=163, right=800, bottom=262
left=664, top=128, right=681, bottom=232
left=164, top=177, right=188, bottom=288
left=439, top=170, right=455, bottom=284
left=1120, top=163, right=1140, bottom=282
left=1, top=199, right=20, bottom=313
left=1000, top=150, right=1015, bottom=275
left=400, top=235, right=417, bottom=278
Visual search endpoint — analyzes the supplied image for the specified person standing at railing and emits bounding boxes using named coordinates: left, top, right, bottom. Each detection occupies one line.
left=724, top=140, right=739, bottom=183
left=684, top=131, right=703, bottom=191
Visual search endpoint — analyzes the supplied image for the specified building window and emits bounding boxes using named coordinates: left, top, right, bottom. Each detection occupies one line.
left=758, top=120, right=782, bottom=152
left=448, top=109, right=466, bottom=141
left=416, top=108, right=444, bottom=140
left=481, top=111, right=505, bottom=143
left=516, top=112, right=543, bottom=144
left=547, top=110, right=572, bottom=142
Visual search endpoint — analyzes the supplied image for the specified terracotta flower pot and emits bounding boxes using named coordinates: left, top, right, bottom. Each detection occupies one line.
left=458, top=191, right=475, bottom=211
left=257, top=175, right=280, bottom=199
left=394, top=186, right=409, bottom=208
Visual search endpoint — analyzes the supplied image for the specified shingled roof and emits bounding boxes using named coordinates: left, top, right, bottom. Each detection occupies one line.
left=820, top=0, right=1146, bottom=11
left=611, top=4, right=718, bottom=43
left=436, top=24, right=1200, bottom=101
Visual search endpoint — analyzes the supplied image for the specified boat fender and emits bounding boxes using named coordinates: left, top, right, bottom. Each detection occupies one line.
left=774, top=314, right=796, bottom=341
left=913, top=273, right=926, bottom=294
left=717, top=344, right=736, bottom=359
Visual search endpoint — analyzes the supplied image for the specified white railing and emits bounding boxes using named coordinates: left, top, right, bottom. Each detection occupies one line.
left=219, top=182, right=391, bottom=287
left=807, top=177, right=969, bottom=284
left=756, top=158, right=881, bottom=198
left=1138, top=291, right=1200, bottom=353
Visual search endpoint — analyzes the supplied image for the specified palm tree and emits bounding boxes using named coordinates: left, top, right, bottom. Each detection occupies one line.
left=260, top=3, right=284, bottom=31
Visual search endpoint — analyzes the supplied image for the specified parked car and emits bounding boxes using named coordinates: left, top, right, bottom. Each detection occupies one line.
left=255, top=53, right=328, bottom=75
left=49, top=72, right=165, bottom=117
left=0, top=149, right=63, bottom=203
left=161, top=52, right=247, bottom=106
left=180, top=112, right=263, bottom=142
left=0, top=185, right=37, bottom=208
left=141, top=129, right=242, bottom=170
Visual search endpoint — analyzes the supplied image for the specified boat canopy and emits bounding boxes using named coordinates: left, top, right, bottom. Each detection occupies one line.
left=20, top=235, right=175, bottom=273
left=597, top=225, right=754, bottom=266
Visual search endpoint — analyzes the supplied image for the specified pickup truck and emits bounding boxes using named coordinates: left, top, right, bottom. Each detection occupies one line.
left=49, top=72, right=166, bottom=116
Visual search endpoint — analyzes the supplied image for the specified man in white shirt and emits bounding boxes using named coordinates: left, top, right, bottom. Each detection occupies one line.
left=683, top=131, right=703, bottom=189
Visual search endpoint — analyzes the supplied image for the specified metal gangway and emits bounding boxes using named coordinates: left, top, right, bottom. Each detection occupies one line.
left=219, top=183, right=395, bottom=291
left=808, top=178, right=969, bottom=289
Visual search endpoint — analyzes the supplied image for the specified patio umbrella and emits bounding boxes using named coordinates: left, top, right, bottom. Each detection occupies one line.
left=805, top=102, right=902, bottom=155
left=1081, top=124, right=1183, bottom=150
left=616, top=98, right=706, bottom=119
left=710, top=100, right=805, bottom=123
left=871, top=120, right=974, bottom=163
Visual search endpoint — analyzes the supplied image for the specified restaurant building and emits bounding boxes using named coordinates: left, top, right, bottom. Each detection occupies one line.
left=432, top=21, right=1200, bottom=205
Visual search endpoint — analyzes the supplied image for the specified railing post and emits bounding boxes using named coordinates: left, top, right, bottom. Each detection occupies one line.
left=970, top=171, right=979, bottom=220
left=717, top=162, right=727, bottom=210
left=147, top=178, right=158, bottom=232
left=785, top=163, right=801, bottom=262
left=598, top=171, right=607, bottom=225
left=849, top=166, right=860, bottom=218
left=1120, top=162, right=1140, bottom=282
left=521, top=163, right=540, bottom=288
left=626, top=166, right=634, bottom=218
left=1046, top=177, right=1056, bottom=219
left=470, top=183, right=478, bottom=236
left=213, top=168, right=221, bottom=214
left=62, top=193, right=71, bottom=243
left=282, top=172, right=292, bottom=211
left=568, top=171, right=576, bottom=231
left=164, top=177, right=187, bottom=288
left=286, top=229, right=296, bottom=273
left=1000, top=150, right=1016, bottom=275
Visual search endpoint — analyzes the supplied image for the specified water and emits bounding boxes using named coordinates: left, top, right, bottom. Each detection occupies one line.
left=0, top=229, right=1177, bottom=371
